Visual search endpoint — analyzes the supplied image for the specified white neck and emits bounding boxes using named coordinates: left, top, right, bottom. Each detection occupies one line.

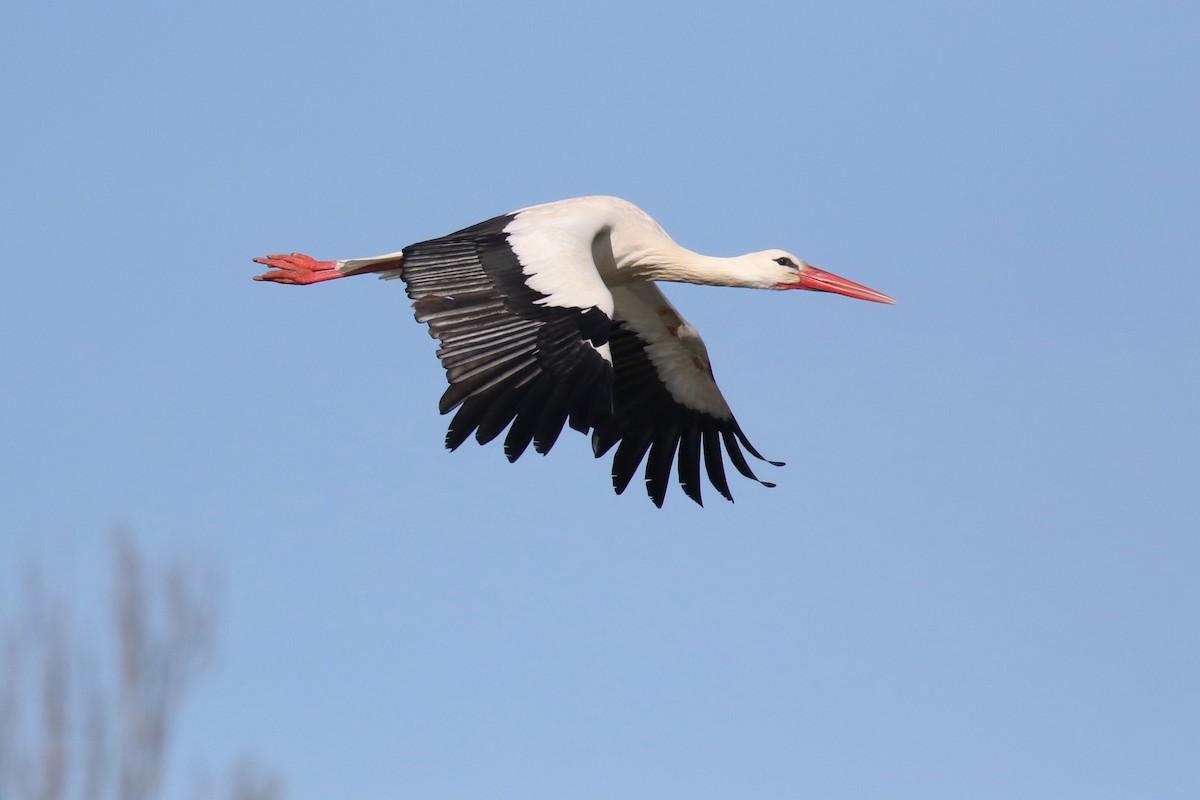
left=622, top=243, right=769, bottom=289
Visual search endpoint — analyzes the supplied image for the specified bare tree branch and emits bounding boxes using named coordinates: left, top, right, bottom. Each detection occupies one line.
left=0, top=608, right=20, bottom=794
left=0, top=534, right=281, bottom=800
left=229, top=760, right=285, bottom=800
left=38, top=607, right=67, bottom=800
left=80, top=667, right=107, bottom=800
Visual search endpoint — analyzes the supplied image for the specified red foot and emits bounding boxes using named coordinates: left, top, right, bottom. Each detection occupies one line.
left=253, top=253, right=343, bottom=285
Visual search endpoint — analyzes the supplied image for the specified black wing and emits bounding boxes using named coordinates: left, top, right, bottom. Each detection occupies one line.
left=400, top=214, right=614, bottom=461
left=590, top=283, right=783, bottom=507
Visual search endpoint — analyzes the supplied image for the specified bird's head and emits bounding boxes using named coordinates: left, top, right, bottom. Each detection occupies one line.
left=754, top=249, right=896, bottom=304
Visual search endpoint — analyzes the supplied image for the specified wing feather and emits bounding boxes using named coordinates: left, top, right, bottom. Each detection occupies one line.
left=645, top=421, right=681, bottom=508
left=676, top=418, right=703, bottom=506
left=591, top=283, right=781, bottom=505
left=400, top=214, right=615, bottom=463
left=702, top=425, right=733, bottom=503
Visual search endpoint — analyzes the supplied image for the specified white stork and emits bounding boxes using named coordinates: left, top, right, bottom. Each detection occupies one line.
left=254, top=196, right=894, bottom=507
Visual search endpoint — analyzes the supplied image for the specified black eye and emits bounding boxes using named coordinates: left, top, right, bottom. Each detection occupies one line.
left=774, top=256, right=798, bottom=268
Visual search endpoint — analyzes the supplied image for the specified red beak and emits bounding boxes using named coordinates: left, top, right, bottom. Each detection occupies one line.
left=794, top=265, right=896, bottom=304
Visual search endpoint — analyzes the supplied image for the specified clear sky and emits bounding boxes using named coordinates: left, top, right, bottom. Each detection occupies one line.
left=2, top=1, right=1197, bottom=798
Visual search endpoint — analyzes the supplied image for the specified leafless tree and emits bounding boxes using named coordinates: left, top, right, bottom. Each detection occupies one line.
left=0, top=533, right=283, bottom=800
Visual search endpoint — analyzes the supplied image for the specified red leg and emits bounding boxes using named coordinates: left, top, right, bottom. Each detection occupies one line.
left=253, top=253, right=343, bottom=285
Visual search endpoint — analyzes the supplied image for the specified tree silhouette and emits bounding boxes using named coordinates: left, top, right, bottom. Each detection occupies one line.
left=0, top=533, right=282, bottom=800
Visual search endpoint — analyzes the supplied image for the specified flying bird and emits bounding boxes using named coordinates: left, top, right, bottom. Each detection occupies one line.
left=254, top=195, right=894, bottom=507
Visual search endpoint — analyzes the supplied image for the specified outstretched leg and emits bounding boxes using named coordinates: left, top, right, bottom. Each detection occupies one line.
left=253, top=251, right=405, bottom=285
left=253, top=254, right=343, bottom=285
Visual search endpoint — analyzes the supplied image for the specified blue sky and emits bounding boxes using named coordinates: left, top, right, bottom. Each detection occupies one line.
left=1, top=1, right=1197, bottom=798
